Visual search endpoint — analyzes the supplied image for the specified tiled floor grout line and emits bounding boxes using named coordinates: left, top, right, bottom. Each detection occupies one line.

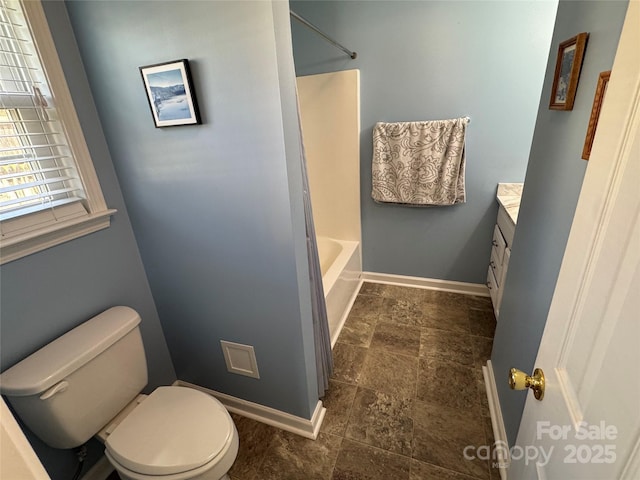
left=324, top=432, right=343, bottom=478
left=328, top=426, right=490, bottom=480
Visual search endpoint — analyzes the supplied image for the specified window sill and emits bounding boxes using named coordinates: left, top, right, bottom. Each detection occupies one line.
left=0, top=208, right=117, bottom=265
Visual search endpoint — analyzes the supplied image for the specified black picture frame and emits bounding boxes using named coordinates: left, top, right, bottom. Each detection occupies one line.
left=140, top=59, right=201, bottom=127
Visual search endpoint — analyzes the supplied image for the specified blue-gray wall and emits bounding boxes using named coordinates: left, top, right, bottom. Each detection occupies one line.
left=65, top=1, right=319, bottom=419
left=491, top=0, right=628, bottom=446
left=290, top=0, right=557, bottom=282
left=0, top=2, right=176, bottom=478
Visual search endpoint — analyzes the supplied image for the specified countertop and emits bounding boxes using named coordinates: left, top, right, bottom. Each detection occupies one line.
left=496, top=183, right=523, bottom=224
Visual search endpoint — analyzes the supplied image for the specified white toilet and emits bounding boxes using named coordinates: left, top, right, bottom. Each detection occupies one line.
left=0, top=306, right=239, bottom=480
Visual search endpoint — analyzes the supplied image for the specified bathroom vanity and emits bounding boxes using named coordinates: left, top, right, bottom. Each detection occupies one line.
left=487, top=183, right=523, bottom=319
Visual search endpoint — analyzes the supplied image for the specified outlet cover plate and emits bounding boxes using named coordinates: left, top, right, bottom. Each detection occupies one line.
left=220, top=341, right=260, bottom=379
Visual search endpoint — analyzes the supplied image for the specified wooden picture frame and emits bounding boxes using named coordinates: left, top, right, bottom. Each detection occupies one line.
left=140, top=59, right=201, bottom=127
left=582, top=71, right=611, bottom=161
left=549, top=32, right=589, bottom=111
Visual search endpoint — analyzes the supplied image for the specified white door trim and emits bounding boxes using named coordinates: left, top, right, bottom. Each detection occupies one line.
left=483, top=360, right=510, bottom=480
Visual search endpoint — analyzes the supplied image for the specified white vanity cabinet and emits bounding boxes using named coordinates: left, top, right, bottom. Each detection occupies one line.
left=488, top=183, right=522, bottom=319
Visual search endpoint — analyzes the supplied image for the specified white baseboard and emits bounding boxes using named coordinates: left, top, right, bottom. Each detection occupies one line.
left=175, top=380, right=325, bottom=440
left=362, top=271, right=490, bottom=297
left=483, top=360, right=509, bottom=480
left=80, top=456, right=113, bottom=480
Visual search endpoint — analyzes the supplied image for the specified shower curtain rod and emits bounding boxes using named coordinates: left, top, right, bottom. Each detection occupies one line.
left=290, top=11, right=357, bottom=60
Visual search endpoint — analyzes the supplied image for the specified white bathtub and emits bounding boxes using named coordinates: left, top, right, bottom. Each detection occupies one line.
left=316, top=236, right=362, bottom=347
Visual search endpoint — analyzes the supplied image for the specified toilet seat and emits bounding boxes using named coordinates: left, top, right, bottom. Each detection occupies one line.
left=105, top=386, right=234, bottom=476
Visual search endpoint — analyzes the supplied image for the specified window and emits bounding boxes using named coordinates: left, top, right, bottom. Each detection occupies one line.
left=0, top=0, right=113, bottom=264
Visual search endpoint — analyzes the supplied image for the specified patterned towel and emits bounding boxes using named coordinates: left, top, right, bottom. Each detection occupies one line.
left=371, top=117, right=469, bottom=205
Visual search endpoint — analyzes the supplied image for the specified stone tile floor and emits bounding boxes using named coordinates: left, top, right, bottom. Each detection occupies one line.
left=229, top=282, right=498, bottom=480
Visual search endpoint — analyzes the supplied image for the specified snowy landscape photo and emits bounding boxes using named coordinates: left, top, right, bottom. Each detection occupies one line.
left=140, top=59, right=201, bottom=127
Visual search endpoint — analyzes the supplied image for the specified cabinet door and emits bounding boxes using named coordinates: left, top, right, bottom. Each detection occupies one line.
left=490, top=248, right=502, bottom=288
left=491, top=224, right=506, bottom=264
left=496, top=247, right=511, bottom=312
left=499, top=247, right=511, bottom=287
left=487, top=266, right=499, bottom=311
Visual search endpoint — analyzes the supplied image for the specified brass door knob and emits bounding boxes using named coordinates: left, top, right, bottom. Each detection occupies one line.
left=509, top=367, right=545, bottom=400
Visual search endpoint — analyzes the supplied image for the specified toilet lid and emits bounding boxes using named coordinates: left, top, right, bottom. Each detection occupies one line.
left=105, top=386, right=233, bottom=476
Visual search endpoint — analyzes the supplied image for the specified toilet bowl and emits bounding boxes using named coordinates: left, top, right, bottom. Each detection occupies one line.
left=103, top=387, right=239, bottom=480
left=0, top=307, right=239, bottom=480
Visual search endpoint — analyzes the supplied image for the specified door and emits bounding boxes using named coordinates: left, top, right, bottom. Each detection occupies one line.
left=509, top=2, right=640, bottom=479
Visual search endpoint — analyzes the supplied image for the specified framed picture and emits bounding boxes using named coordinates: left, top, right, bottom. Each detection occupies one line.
left=140, top=59, right=201, bottom=127
left=549, top=32, right=589, bottom=111
left=582, top=71, right=611, bottom=161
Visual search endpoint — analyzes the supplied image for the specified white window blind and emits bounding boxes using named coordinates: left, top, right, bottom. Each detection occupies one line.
left=0, top=0, right=85, bottom=222
left=0, top=0, right=114, bottom=264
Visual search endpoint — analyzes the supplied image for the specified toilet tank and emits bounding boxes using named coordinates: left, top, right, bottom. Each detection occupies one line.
left=0, top=307, right=148, bottom=449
